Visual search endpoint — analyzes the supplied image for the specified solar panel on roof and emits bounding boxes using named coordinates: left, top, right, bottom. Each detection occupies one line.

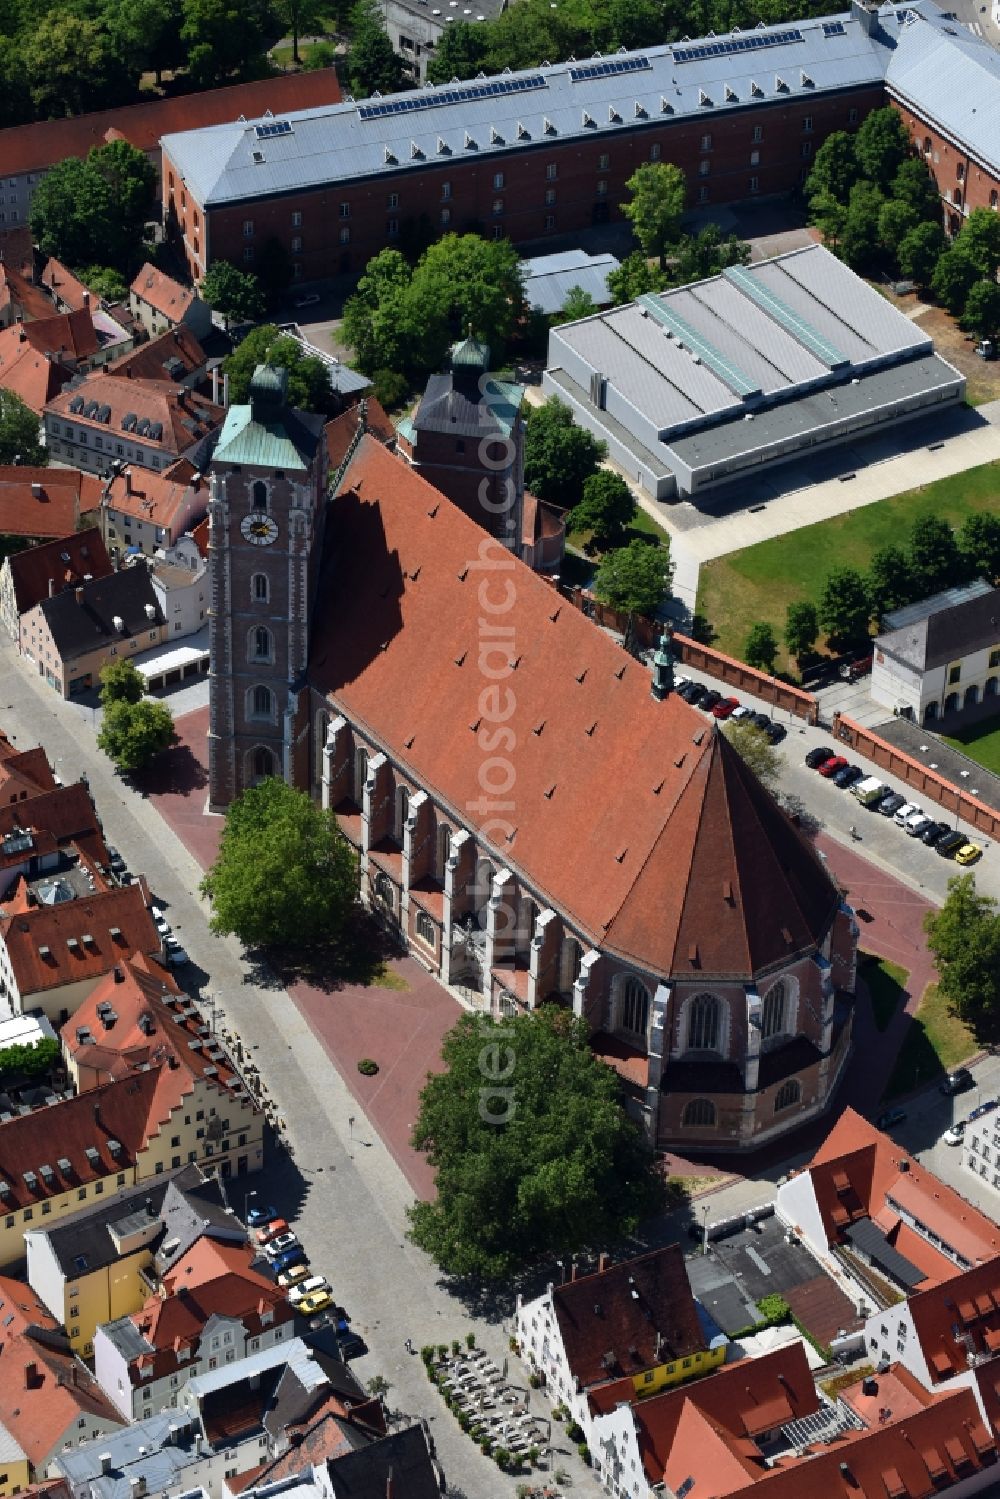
left=822, top=19, right=845, bottom=35
left=358, top=72, right=547, bottom=121
left=255, top=119, right=293, bottom=139
left=673, top=27, right=803, bottom=63
left=724, top=264, right=849, bottom=368
left=637, top=292, right=761, bottom=399
left=569, top=56, right=651, bottom=83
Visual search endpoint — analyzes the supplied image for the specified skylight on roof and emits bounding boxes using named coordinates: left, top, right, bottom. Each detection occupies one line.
left=673, top=27, right=803, bottom=63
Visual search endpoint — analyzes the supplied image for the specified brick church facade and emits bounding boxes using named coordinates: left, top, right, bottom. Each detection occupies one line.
left=207, top=370, right=858, bottom=1152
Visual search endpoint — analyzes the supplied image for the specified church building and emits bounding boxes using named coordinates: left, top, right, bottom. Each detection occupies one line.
left=207, top=369, right=858, bottom=1152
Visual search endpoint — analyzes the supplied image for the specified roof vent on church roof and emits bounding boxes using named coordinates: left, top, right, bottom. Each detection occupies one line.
left=451, top=336, right=490, bottom=371
left=249, top=364, right=287, bottom=420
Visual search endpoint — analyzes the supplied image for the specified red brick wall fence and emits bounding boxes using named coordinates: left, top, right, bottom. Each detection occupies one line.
left=833, top=713, right=1000, bottom=841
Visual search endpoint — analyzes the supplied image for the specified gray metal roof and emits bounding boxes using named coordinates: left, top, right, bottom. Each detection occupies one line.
left=26, top=1173, right=176, bottom=1276
left=877, top=579, right=1000, bottom=671
left=844, top=1215, right=927, bottom=1289
left=882, top=579, right=994, bottom=633
left=884, top=5, right=1000, bottom=172
left=162, top=8, right=893, bottom=207
left=55, top=1411, right=202, bottom=1499
left=185, top=1336, right=324, bottom=1399
left=521, top=249, right=621, bottom=315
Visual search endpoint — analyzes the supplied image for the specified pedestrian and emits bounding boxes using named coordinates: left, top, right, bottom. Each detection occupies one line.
left=404, top=1337, right=413, bottom=1354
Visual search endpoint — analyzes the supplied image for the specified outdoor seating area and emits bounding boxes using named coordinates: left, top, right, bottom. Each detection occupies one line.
left=428, top=1344, right=556, bottom=1477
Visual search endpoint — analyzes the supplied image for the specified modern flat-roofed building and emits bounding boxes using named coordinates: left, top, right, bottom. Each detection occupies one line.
left=545, top=244, right=964, bottom=500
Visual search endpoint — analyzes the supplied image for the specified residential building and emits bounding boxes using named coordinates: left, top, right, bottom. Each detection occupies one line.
left=20, top=566, right=166, bottom=697
left=128, top=265, right=212, bottom=342
left=0, top=264, right=53, bottom=327
left=0, top=779, right=115, bottom=898
left=545, top=244, right=964, bottom=501
left=61, top=952, right=264, bottom=1179
left=963, top=1099, right=1000, bottom=1194
left=0, top=731, right=60, bottom=804
left=871, top=580, right=1000, bottom=726
left=107, top=327, right=209, bottom=390
left=151, top=538, right=209, bottom=640
left=0, top=71, right=342, bottom=237
left=94, top=1241, right=296, bottom=1420
left=0, top=526, right=110, bottom=645
left=0, top=1277, right=122, bottom=1488
left=100, top=461, right=208, bottom=558
left=233, top=1422, right=440, bottom=1499
left=208, top=378, right=858, bottom=1150
left=43, top=375, right=223, bottom=477
left=24, top=1165, right=231, bottom=1357
left=520, top=489, right=566, bottom=574
left=516, top=1246, right=722, bottom=1433
left=521, top=248, right=621, bottom=317
left=0, top=323, right=74, bottom=413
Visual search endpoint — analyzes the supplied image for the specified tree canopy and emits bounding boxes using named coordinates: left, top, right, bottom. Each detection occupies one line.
left=99, top=659, right=145, bottom=707
left=97, top=698, right=175, bottom=774
left=523, top=398, right=606, bottom=508
left=30, top=140, right=156, bottom=272
left=925, top=875, right=1000, bottom=1035
left=722, top=720, right=781, bottom=790
left=223, top=325, right=332, bottom=410
left=744, top=621, right=778, bottom=674
left=568, top=470, right=636, bottom=549
left=784, top=600, right=818, bottom=666
left=593, top=539, right=672, bottom=617
left=621, top=162, right=686, bottom=267
left=0, top=390, right=47, bottom=467
left=408, top=1005, right=665, bottom=1279
left=347, top=0, right=405, bottom=98
left=200, top=261, right=266, bottom=325
left=818, top=567, right=871, bottom=652
left=201, top=779, right=358, bottom=949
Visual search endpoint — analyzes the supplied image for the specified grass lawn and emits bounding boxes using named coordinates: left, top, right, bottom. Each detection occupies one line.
left=567, top=512, right=672, bottom=553
left=860, top=953, right=908, bottom=1033
left=883, top=983, right=975, bottom=1100
left=696, top=461, right=1000, bottom=670
left=942, top=713, right=1000, bottom=775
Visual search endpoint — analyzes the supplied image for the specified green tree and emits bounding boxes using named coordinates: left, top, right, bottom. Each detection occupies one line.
left=670, top=224, right=750, bottom=285
left=840, top=182, right=885, bottom=272
left=808, top=189, right=849, bottom=251
left=523, top=398, right=606, bottom=508
left=111, top=0, right=185, bottom=84
left=898, top=221, right=946, bottom=287
left=593, top=540, right=672, bottom=617
left=867, top=545, right=916, bottom=620
left=806, top=131, right=859, bottom=209
left=425, top=20, right=489, bottom=84
left=555, top=285, right=599, bottom=324
left=303, top=40, right=336, bottom=69
left=568, top=470, right=636, bottom=549
left=340, top=248, right=418, bottom=375
left=877, top=200, right=919, bottom=257
left=30, top=141, right=155, bottom=271
left=931, top=245, right=979, bottom=316
left=278, top=0, right=324, bottom=63
left=0, top=390, right=46, bottom=467
left=956, top=208, right=1000, bottom=281
left=819, top=567, right=871, bottom=652
left=909, top=513, right=968, bottom=597
left=97, top=699, right=175, bottom=774
left=722, top=720, right=781, bottom=790
left=181, top=0, right=277, bottom=85
left=744, top=621, right=778, bottom=674
left=99, top=659, right=145, bottom=707
left=223, top=326, right=331, bottom=410
left=854, top=106, right=909, bottom=190
left=960, top=511, right=1000, bottom=585
left=0, top=1038, right=60, bottom=1086
left=200, top=261, right=266, bottom=324
left=89, top=140, right=158, bottom=267
left=621, top=162, right=686, bottom=268
left=408, top=1005, right=665, bottom=1279
left=411, top=234, right=525, bottom=354
left=606, top=252, right=667, bottom=306
left=924, top=874, right=1000, bottom=1033
left=784, top=600, right=818, bottom=666
left=961, top=281, right=1000, bottom=344
left=22, top=13, right=136, bottom=118
left=347, top=0, right=405, bottom=97
left=79, top=266, right=129, bottom=302
left=891, top=157, right=942, bottom=223
left=201, top=779, right=358, bottom=949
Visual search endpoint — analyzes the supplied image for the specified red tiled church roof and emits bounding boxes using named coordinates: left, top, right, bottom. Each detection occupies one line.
left=317, top=438, right=839, bottom=977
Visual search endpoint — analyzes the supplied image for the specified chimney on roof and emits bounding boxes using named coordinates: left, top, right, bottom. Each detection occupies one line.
left=99, top=1454, right=112, bottom=1476
left=862, top=1376, right=878, bottom=1396
left=31, top=482, right=43, bottom=499
left=129, top=1477, right=146, bottom=1499
left=570, top=1261, right=578, bottom=1282
left=598, top=1252, right=609, bottom=1273
left=125, top=468, right=133, bottom=497
left=222, top=373, right=229, bottom=407
left=211, top=367, right=220, bottom=405
left=83, top=291, right=90, bottom=307
left=651, top=624, right=676, bottom=702
left=113, top=966, right=124, bottom=983
left=75, top=586, right=84, bottom=605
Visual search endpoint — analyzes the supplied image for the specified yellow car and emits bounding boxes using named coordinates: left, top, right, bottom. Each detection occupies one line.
left=297, top=1289, right=333, bottom=1317
left=278, top=1263, right=311, bottom=1289
left=956, top=842, right=983, bottom=865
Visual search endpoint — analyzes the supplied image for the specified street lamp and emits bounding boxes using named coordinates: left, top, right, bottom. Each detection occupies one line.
left=702, top=1204, right=710, bottom=1253
left=244, top=1188, right=256, bottom=1226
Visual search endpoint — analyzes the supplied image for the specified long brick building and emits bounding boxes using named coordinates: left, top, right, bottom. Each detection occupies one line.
left=161, top=0, right=1000, bottom=283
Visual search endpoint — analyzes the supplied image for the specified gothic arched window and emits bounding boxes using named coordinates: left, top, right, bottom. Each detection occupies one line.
left=252, top=479, right=268, bottom=510
left=252, top=745, right=273, bottom=780
left=353, top=747, right=368, bottom=806
left=252, top=685, right=272, bottom=719
left=683, top=1098, right=716, bottom=1128
left=619, top=977, right=650, bottom=1040
left=394, top=785, right=409, bottom=844
left=687, top=993, right=721, bottom=1052
left=252, top=573, right=269, bottom=603
left=252, top=626, right=272, bottom=661
left=774, top=1079, right=801, bottom=1113
left=761, top=982, right=787, bottom=1042
left=373, top=871, right=394, bottom=909
left=415, top=910, right=435, bottom=947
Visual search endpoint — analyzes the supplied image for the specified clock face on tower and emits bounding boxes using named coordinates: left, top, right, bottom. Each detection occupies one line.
left=241, top=512, right=279, bottom=546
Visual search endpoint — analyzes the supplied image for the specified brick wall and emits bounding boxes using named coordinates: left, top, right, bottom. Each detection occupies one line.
left=890, top=99, right=1000, bottom=233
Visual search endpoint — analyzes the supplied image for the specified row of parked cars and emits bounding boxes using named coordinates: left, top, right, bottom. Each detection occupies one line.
left=246, top=1200, right=363, bottom=1358
left=805, top=747, right=982, bottom=863
left=675, top=677, right=788, bottom=744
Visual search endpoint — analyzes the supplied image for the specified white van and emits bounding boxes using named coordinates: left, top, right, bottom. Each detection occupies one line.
left=852, top=776, right=888, bottom=806
left=288, top=1275, right=330, bottom=1306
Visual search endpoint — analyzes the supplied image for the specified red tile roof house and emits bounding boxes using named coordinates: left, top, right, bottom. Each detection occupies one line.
left=587, top=1341, right=998, bottom=1499
left=100, top=460, right=209, bottom=558
left=0, top=780, right=115, bottom=900
left=93, top=1241, right=296, bottom=1420
left=0, top=524, right=110, bottom=644
left=514, top=1246, right=718, bottom=1439
left=0, top=1276, right=124, bottom=1483
left=129, top=263, right=213, bottom=343
left=43, top=373, right=223, bottom=477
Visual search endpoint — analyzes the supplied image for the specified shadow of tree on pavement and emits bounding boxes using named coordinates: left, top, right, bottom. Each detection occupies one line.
left=262, top=906, right=407, bottom=993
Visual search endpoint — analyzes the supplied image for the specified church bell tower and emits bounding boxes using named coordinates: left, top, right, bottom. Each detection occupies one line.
left=207, top=365, right=327, bottom=811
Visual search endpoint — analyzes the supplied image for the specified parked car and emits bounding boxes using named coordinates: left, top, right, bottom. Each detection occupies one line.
left=278, top=1263, right=311, bottom=1288
left=936, top=830, right=967, bottom=858
left=150, top=906, right=170, bottom=936
left=905, top=814, right=933, bottom=838
left=256, top=1219, right=289, bottom=1245
left=943, top=1121, right=966, bottom=1146
left=818, top=755, right=849, bottom=778
left=877, top=792, right=907, bottom=817
left=247, top=1203, right=279, bottom=1228
left=805, top=746, right=836, bottom=769
left=894, top=801, right=921, bottom=826
left=164, top=940, right=189, bottom=967
left=700, top=689, right=722, bottom=712
left=941, top=1067, right=974, bottom=1097
left=264, top=1232, right=300, bottom=1259
left=853, top=777, right=889, bottom=807
left=765, top=721, right=787, bottom=745
left=876, top=1106, right=907, bottom=1130
left=298, top=1289, right=334, bottom=1317
left=106, top=846, right=126, bottom=872
left=730, top=705, right=754, bottom=721
left=271, top=1245, right=307, bottom=1273
left=833, top=764, right=864, bottom=789
left=751, top=712, right=772, bottom=731
left=288, top=1275, right=331, bottom=1306
left=921, top=820, right=950, bottom=846
left=956, top=841, right=983, bottom=865
left=712, top=696, right=741, bottom=719
left=682, top=681, right=706, bottom=705
left=336, top=1331, right=368, bottom=1360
